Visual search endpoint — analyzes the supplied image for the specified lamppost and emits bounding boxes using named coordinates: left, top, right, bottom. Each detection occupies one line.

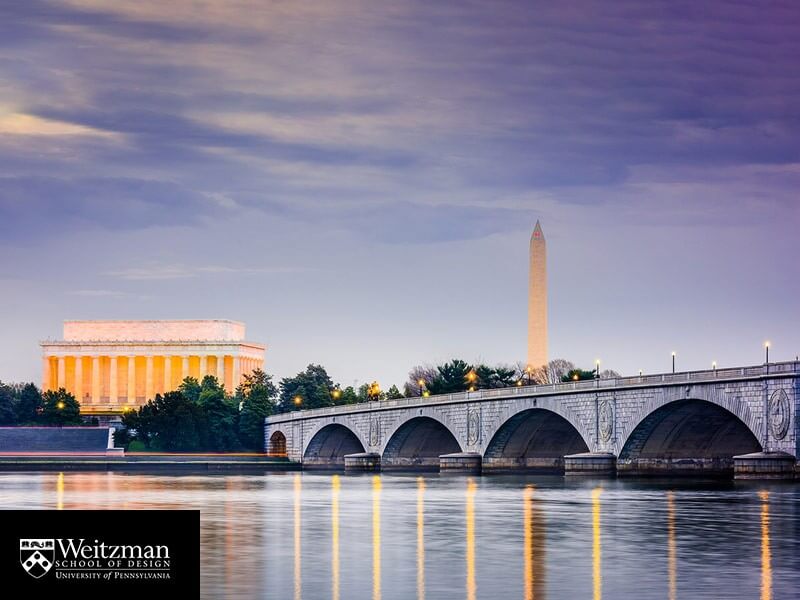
left=466, top=370, right=477, bottom=392
left=671, top=351, right=676, bottom=374
left=331, top=388, right=341, bottom=402
left=595, top=359, right=601, bottom=379
left=418, top=379, right=426, bottom=397
left=764, top=341, right=770, bottom=374
left=293, top=395, right=302, bottom=408
left=525, top=366, right=533, bottom=385
left=367, top=382, right=381, bottom=402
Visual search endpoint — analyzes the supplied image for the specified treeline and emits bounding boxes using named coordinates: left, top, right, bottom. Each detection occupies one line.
left=0, top=382, right=84, bottom=426
left=272, top=358, right=620, bottom=414
left=117, top=370, right=276, bottom=452
left=401, top=358, right=620, bottom=397
left=2, top=358, right=620, bottom=453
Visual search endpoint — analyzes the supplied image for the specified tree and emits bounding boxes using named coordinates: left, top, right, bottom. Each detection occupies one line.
left=600, top=369, right=621, bottom=379
left=133, top=391, right=204, bottom=451
left=525, top=359, right=576, bottom=385
left=41, top=388, right=82, bottom=425
left=237, top=369, right=278, bottom=451
left=474, top=364, right=516, bottom=389
left=15, top=383, right=42, bottom=423
left=385, top=384, right=403, bottom=400
left=356, top=382, right=385, bottom=402
left=562, top=368, right=596, bottom=382
left=0, top=381, right=15, bottom=425
left=112, top=426, right=131, bottom=448
left=357, top=383, right=370, bottom=403
left=428, top=359, right=472, bottom=395
left=403, top=365, right=437, bottom=397
left=179, top=377, right=202, bottom=403
left=339, top=386, right=358, bottom=404
left=278, top=364, right=335, bottom=412
left=198, top=376, right=239, bottom=451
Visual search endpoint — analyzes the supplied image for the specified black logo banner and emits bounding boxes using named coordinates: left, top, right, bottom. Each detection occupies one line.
left=2, top=510, right=199, bottom=599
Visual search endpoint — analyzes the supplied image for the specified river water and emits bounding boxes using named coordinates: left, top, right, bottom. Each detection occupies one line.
left=0, top=472, right=797, bottom=599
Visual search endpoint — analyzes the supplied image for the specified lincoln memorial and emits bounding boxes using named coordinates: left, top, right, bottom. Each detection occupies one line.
left=41, top=320, right=266, bottom=413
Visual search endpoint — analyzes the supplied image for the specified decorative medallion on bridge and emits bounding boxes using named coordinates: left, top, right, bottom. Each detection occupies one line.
left=467, top=409, right=480, bottom=445
left=768, top=389, right=790, bottom=440
left=598, top=399, right=613, bottom=443
left=369, top=417, right=381, bottom=447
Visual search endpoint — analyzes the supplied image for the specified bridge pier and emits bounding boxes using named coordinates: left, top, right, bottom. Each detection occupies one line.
left=564, top=452, right=616, bottom=476
left=344, top=452, right=381, bottom=472
left=617, top=458, right=739, bottom=477
left=733, top=451, right=797, bottom=480
left=439, top=452, right=482, bottom=474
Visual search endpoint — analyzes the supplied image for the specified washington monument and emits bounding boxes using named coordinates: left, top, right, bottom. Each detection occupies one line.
left=527, top=220, right=548, bottom=368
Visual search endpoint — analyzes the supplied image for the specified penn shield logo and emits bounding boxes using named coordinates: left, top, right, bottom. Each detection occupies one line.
left=20, top=539, right=55, bottom=579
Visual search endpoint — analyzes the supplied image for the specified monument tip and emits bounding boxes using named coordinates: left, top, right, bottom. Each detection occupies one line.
left=531, top=220, right=544, bottom=241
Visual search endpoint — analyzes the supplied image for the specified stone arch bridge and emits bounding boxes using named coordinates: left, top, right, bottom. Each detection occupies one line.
left=264, top=362, right=799, bottom=477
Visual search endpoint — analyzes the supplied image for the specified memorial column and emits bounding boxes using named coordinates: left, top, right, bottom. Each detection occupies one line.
left=91, top=356, right=101, bottom=404
left=145, top=356, right=154, bottom=401
left=217, top=355, right=226, bottom=388
left=74, top=356, right=83, bottom=402
left=109, top=356, right=118, bottom=404
left=42, top=357, right=51, bottom=392
left=127, top=356, right=136, bottom=404
left=164, top=356, right=172, bottom=393
left=199, top=355, right=208, bottom=379
left=182, top=356, right=190, bottom=382
left=232, top=356, right=241, bottom=390
left=57, top=356, right=66, bottom=390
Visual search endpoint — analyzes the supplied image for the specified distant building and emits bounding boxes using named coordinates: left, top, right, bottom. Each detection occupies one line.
left=527, top=221, right=548, bottom=368
left=41, top=320, right=266, bottom=414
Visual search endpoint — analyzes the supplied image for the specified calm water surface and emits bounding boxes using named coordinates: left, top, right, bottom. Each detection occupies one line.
left=0, top=472, right=798, bottom=599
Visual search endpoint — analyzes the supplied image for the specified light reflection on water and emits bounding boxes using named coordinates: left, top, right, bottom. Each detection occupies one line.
left=0, top=472, right=797, bottom=600
left=332, top=474, right=340, bottom=600
left=522, top=484, right=545, bottom=600
left=760, top=490, right=771, bottom=600
left=465, top=478, right=476, bottom=600
left=592, top=487, right=602, bottom=600
left=417, top=477, right=425, bottom=600
left=667, top=491, right=677, bottom=600
left=372, top=475, right=381, bottom=600
left=293, top=473, right=301, bottom=600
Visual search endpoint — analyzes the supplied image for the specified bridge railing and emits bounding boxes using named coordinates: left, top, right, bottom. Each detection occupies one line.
left=266, top=361, right=800, bottom=422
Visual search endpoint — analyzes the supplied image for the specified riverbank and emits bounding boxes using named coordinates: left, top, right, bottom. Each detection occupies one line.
left=0, top=453, right=300, bottom=472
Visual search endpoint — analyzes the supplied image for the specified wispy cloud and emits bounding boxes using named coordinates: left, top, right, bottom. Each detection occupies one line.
left=67, top=289, right=129, bottom=297
left=106, top=264, right=311, bottom=281
left=0, top=112, right=121, bottom=139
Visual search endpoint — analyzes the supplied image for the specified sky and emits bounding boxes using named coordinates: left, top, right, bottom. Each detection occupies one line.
left=1, top=1, right=799, bottom=390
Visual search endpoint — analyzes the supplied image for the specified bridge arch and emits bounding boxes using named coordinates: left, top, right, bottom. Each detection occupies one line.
left=303, top=422, right=366, bottom=469
left=618, top=398, right=762, bottom=475
left=483, top=407, right=590, bottom=472
left=381, top=416, right=463, bottom=470
left=267, top=430, right=287, bottom=456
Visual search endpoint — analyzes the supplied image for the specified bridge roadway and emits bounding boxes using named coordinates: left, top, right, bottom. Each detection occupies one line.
left=264, top=362, right=800, bottom=479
